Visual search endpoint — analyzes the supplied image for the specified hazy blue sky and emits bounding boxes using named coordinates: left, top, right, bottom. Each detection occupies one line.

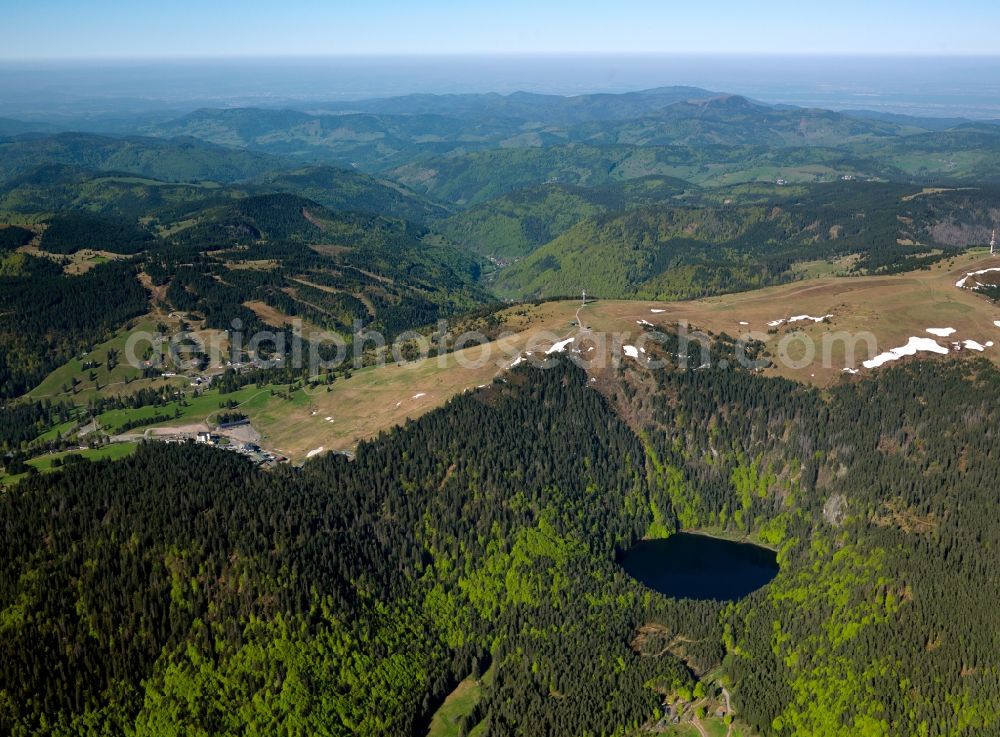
left=5, top=0, right=1000, bottom=59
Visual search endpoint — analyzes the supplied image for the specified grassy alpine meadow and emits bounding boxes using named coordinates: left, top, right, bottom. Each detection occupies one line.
left=0, top=441, right=140, bottom=485
left=61, top=250, right=1000, bottom=461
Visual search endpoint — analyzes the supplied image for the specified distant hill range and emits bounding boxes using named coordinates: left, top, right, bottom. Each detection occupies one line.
left=1, top=86, right=999, bottom=355
left=0, top=132, right=284, bottom=183
left=132, top=92, right=918, bottom=169
left=305, top=86, right=726, bottom=123
left=0, top=117, right=55, bottom=136
left=3, top=87, right=999, bottom=181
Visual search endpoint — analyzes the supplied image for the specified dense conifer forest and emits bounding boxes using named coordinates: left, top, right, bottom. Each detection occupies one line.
left=40, top=212, right=155, bottom=255
left=0, top=258, right=148, bottom=398
left=3, top=353, right=999, bottom=736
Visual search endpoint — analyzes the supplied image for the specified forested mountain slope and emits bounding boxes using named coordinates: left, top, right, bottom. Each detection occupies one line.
left=155, top=192, right=488, bottom=338
left=434, top=177, right=693, bottom=259
left=0, top=184, right=489, bottom=398
left=493, top=182, right=999, bottom=299
left=0, top=255, right=148, bottom=397
left=388, top=142, right=895, bottom=204
left=147, top=107, right=533, bottom=170
left=0, top=133, right=284, bottom=183
left=2, top=352, right=999, bottom=736
left=0, top=159, right=442, bottom=227
left=258, top=165, right=450, bottom=224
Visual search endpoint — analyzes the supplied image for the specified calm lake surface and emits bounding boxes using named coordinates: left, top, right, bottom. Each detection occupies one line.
left=619, top=533, right=778, bottom=601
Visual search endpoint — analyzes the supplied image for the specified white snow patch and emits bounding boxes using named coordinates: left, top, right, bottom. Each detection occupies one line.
left=768, top=314, right=831, bottom=328
left=956, top=267, right=1000, bottom=288
left=788, top=314, right=832, bottom=323
left=988, top=342, right=995, bottom=348
left=739, top=321, right=749, bottom=326
left=650, top=308, right=666, bottom=313
left=546, top=337, right=575, bottom=354
left=925, top=327, right=956, bottom=337
left=636, top=319, right=653, bottom=326
left=963, top=340, right=987, bottom=352
left=623, top=345, right=640, bottom=359
left=862, top=337, right=949, bottom=369
left=994, top=320, right=1000, bottom=328
left=842, top=368, right=860, bottom=375
left=324, top=416, right=333, bottom=422
left=306, top=446, right=324, bottom=459
left=509, top=355, right=526, bottom=367
left=412, top=393, right=426, bottom=399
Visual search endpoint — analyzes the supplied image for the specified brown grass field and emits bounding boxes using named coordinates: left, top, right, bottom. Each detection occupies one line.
left=585, top=250, right=1000, bottom=385
left=36, top=251, right=996, bottom=462
left=242, top=251, right=1000, bottom=461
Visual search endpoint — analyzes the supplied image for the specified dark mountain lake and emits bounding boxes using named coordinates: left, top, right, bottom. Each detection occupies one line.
left=619, top=533, right=778, bottom=601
